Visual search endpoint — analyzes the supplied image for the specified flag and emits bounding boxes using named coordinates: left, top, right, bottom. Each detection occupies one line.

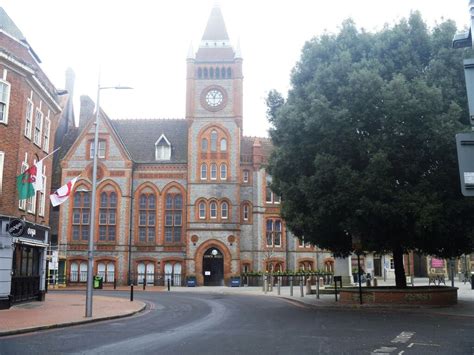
left=50, top=177, right=78, bottom=207
left=16, top=160, right=42, bottom=200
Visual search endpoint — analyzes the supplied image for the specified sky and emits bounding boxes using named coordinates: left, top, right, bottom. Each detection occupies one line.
left=1, top=0, right=472, bottom=137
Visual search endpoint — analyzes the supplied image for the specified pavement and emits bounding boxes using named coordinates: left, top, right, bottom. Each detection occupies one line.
left=0, top=277, right=472, bottom=337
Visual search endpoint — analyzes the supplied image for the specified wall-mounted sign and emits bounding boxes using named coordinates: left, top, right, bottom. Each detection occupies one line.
left=7, top=219, right=25, bottom=238
left=431, top=258, right=444, bottom=268
left=205, top=271, right=211, bottom=276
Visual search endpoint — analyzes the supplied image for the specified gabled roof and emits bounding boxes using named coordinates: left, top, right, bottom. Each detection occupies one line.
left=0, top=7, right=26, bottom=41
left=111, top=119, right=188, bottom=163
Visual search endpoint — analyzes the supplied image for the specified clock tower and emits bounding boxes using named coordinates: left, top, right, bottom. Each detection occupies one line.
left=185, top=5, right=243, bottom=285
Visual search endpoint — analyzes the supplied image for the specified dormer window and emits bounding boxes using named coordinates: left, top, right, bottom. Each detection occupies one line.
left=155, top=134, right=171, bottom=161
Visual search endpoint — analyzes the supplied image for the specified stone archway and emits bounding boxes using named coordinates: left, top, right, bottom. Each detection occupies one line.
left=195, top=239, right=232, bottom=286
left=202, top=248, right=224, bottom=286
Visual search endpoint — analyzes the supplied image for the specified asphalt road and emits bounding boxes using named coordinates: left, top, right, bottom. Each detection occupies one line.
left=1, top=291, right=473, bottom=354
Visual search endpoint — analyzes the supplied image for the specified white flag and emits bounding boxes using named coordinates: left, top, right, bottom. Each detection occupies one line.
left=50, top=177, right=78, bottom=207
left=32, top=159, right=43, bottom=193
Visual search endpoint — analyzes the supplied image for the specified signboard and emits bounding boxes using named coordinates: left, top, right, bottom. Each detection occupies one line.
left=431, top=258, right=444, bottom=268
left=455, top=132, right=474, bottom=196
left=205, top=271, right=211, bottom=276
left=7, top=219, right=25, bottom=238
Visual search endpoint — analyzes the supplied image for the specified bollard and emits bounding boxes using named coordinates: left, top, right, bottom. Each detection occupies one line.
left=471, top=274, right=474, bottom=290
left=300, top=279, right=304, bottom=297
left=373, top=277, right=378, bottom=287
left=262, top=275, right=265, bottom=292
left=277, top=277, right=281, bottom=295
left=167, top=279, right=171, bottom=291
left=143, top=280, right=146, bottom=290
left=264, top=276, right=268, bottom=294
left=316, top=277, right=320, bottom=299
left=114, top=279, right=117, bottom=290
left=290, top=277, right=294, bottom=296
left=334, top=279, right=338, bottom=302
left=130, top=284, right=134, bottom=302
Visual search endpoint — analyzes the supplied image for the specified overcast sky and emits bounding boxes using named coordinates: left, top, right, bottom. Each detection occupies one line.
left=2, top=0, right=471, bottom=137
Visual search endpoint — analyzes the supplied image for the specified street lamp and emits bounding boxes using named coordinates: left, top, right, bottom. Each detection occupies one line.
left=85, top=82, right=132, bottom=318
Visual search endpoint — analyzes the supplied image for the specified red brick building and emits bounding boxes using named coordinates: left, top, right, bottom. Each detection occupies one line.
left=0, top=8, right=66, bottom=308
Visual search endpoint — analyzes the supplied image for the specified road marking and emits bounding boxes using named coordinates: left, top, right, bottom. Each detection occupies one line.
left=391, top=331, right=415, bottom=344
left=281, top=298, right=309, bottom=309
left=371, top=346, right=397, bottom=354
left=398, top=351, right=404, bottom=355
left=410, top=342, right=440, bottom=347
left=407, top=343, right=414, bottom=348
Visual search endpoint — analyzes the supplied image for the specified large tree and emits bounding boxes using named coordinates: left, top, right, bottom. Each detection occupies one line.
left=267, top=14, right=474, bottom=287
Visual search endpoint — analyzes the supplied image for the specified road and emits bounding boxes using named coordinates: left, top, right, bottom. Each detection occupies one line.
left=0, top=291, right=473, bottom=354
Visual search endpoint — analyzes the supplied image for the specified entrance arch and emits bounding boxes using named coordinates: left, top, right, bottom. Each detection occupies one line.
left=195, top=239, right=232, bottom=286
left=202, top=248, right=224, bottom=286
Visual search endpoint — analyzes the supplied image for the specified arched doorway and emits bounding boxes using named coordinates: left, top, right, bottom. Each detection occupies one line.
left=203, top=248, right=224, bottom=286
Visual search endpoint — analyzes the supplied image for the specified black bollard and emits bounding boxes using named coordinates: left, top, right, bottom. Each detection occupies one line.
left=167, top=278, right=171, bottom=291
left=114, top=279, right=117, bottom=290
left=143, top=281, right=146, bottom=291
left=130, top=284, right=134, bottom=302
left=334, top=279, right=338, bottom=302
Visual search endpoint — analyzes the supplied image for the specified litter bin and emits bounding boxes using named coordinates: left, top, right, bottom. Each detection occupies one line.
left=187, top=276, right=196, bottom=287
left=93, top=275, right=103, bottom=289
left=471, top=273, right=474, bottom=290
left=230, top=276, right=240, bottom=287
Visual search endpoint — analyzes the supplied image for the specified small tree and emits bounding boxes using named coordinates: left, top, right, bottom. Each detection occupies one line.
left=267, top=14, right=474, bottom=287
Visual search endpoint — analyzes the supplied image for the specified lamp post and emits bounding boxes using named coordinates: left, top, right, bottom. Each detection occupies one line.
left=85, top=82, right=132, bottom=318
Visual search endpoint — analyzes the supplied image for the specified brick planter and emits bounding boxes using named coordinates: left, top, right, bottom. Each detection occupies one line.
left=339, top=286, right=458, bottom=306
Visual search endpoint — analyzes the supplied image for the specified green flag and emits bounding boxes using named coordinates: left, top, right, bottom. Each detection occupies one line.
left=16, top=165, right=37, bottom=200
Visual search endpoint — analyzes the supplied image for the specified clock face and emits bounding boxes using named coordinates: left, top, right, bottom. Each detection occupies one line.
left=205, top=89, right=224, bottom=107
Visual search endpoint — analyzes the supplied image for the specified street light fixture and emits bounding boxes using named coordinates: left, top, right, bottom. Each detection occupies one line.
left=85, top=82, right=132, bottom=318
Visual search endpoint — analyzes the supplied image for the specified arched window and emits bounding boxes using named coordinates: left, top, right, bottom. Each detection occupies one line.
left=215, top=67, right=220, bottom=79
left=99, top=191, right=117, bottom=241
left=139, top=193, right=156, bottom=243
left=243, top=170, right=250, bottom=183
left=97, top=261, right=115, bottom=282
left=227, top=67, right=232, bottom=78
left=210, top=130, right=218, bottom=151
left=209, top=67, right=214, bottom=79
left=197, top=68, right=202, bottom=79
left=210, top=201, right=217, bottom=219
left=221, top=201, right=228, bottom=219
left=221, top=67, right=226, bottom=79
left=70, top=261, right=87, bottom=282
left=164, top=193, right=183, bottom=243
left=220, top=163, right=227, bottom=180
left=72, top=190, right=90, bottom=241
left=201, top=138, right=208, bottom=152
left=220, top=138, right=227, bottom=152
left=242, top=203, right=250, bottom=221
left=201, top=163, right=207, bottom=180
left=203, top=68, right=208, bottom=79
left=266, top=219, right=282, bottom=247
left=198, top=201, right=206, bottom=219
left=210, top=163, right=217, bottom=180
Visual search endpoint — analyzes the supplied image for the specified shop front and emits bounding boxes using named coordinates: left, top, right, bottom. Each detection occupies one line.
left=0, top=216, right=49, bottom=309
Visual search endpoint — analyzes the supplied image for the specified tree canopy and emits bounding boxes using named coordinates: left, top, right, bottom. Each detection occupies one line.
left=267, top=13, right=474, bottom=287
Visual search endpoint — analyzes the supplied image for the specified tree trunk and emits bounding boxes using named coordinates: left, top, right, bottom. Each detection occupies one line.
left=393, top=246, right=407, bottom=288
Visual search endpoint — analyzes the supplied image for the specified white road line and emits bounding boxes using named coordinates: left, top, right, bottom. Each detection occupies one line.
left=398, top=351, right=404, bottom=355
left=371, top=346, right=397, bottom=354
left=407, top=343, right=414, bottom=348
left=391, top=331, right=415, bottom=344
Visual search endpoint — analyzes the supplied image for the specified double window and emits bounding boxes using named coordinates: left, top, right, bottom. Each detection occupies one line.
left=72, top=190, right=90, bottom=241
left=0, top=80, right=10, bottom=124
left=90, top=140, right=106, bottom=159
left=99, top=191, right=117, bottom=241
left=165, top=193, right=183, bottom=243
left=155, top=135, right=171, bottom=160
left=266, top=219, right=282, bottom=247
left=138, top=194, right=156, bottom=243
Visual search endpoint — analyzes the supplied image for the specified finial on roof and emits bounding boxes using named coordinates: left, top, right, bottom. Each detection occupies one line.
left=235, top=38, right=242, bottom=59
left=187, top=42, right=195, bottom=59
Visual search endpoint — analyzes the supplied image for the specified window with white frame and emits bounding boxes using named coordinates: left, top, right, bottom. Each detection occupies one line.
left=243, top=170, right=249, bottom=183
left=18, top=160, right=28, bottom=210
left=24, top=98, right=33, bottom=138
left=0, top=80, right=10, bottom=124
left=38, top=168, right=46, bottom=217
left=266, top=219, right=282, bottom=247
left=210, top=201, right=217, bottom=219
left=198, top=201, right=206, bottom=219
left=242, top=203, right=250, bottom=221
left=42, top=117, right=51, bottom=152
left=0, top=151, right=4, bottom=194
left=210, top=163, right=217, bottom=180
left=221, top=201, right=228, bottom=219
left=33, top=108, right=43, bottom=146
left=220, top=163, right=227, bottom=180
left=200, top=163, right=207, bottom=180
left=89, top=140, right=106, bottom=159
left=155, top=135, right=171, bottom=160
left=26, top=160, right=37, bottom=214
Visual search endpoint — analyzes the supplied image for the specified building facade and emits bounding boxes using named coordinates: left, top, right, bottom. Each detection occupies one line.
left=58, top=7, right=330, bottom=287
left=0, top=8, right=64, bottom=308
